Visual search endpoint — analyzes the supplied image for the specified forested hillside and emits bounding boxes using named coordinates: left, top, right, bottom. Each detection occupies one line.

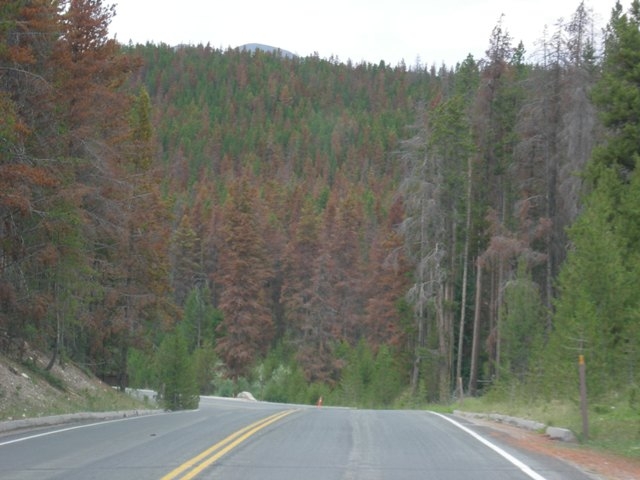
left=2, top=0, right=640, bottom=408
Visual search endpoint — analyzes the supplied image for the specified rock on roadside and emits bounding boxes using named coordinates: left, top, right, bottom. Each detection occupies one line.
left=236, top=391, right=257, bottom=401
left=453, top=410, right=577, bottom=442
left=546, top=426, right=577, bottom=442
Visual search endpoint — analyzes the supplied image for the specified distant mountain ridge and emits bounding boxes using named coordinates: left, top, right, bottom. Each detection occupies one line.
left=238, top=43, right=296, bottom=58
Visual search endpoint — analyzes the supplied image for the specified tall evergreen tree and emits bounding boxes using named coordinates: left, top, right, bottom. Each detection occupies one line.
left=590, top=0, right=640, bottom=177
left=363, top=198, right=411, bottom=350
left=549, top=0, right=640, bottom=398
left=400, top=114, right=448, bottom=400
left=280, top=196, right=324, bottom=379
left=216, top=177, right=274, bottom=378
left=468, top=17, right=523, bottom=393
left=549, top=167, right=633, bottom=396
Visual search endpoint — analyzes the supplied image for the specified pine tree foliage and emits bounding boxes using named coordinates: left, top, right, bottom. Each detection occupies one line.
left=0, top=0, right=170, bottom=387
left=2, top=0, right=638, bottom=406
left=591, top=0, right=640, bottom=176
left=500, top=260, right=545, bottom=382
left=156, top=331, right=199, bottom=410
left=549, top=0, right=640, bottom=399
left=549, top=167, right=633, bottom=395
left=215, top=177, right=274, bottom=379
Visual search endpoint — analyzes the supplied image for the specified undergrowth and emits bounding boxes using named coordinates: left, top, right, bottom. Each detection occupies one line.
left=452, top=387, right=640, bottom=459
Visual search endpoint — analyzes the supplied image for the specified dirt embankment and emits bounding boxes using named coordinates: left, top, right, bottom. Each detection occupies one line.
left=0, top=347, right=144, bottom=424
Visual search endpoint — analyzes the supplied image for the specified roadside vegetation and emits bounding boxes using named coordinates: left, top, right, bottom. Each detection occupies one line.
left=451, top=388, right=640, bottom=459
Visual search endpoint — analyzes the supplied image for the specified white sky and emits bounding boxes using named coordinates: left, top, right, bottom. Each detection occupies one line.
left=108, top=0, right=620, bottom=67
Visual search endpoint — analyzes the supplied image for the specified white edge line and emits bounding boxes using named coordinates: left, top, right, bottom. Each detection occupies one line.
left=0, top=411, right=171, bottom=447
left=430, top=411, right=548, bottom=480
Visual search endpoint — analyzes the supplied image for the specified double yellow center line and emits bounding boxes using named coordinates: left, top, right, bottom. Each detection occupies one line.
left=161, top=409, right=296, bottom=480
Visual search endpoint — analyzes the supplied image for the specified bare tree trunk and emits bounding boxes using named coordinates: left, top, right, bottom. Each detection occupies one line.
left=438, top=282, right=453, bottom=402
left=456, top=155, right=473, bottom=394
left=46, top=282, right=62, bottom=372
left=195, top=287, right=202, bottom=349
left=468, top=262, right=482, bottom=395
left=495, top=258, right=504, bottom=380
left=45, top=334, right=58, bottom=371
left=410, top=282, right=425, bottom=395
left=487, top=266, right=496, bottom=379
left=410, top=197, right=429, bottom=396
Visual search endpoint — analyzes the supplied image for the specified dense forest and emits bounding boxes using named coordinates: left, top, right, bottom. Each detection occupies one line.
left=1, top=0, right=640, bottom=408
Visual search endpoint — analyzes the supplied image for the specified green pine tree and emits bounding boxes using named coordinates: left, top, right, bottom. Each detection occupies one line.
left=500, top=260, right=544, bottom=383
left=590, top=0, right=640, bottom=176
left=178, top=285, right=221, bottom=353
left=548, top=167, right=633, bottom=397
left=156, top=332, right=199, bottom=410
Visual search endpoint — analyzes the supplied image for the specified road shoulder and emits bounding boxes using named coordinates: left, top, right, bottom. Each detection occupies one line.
left=456, top=413, right=640, bottom=480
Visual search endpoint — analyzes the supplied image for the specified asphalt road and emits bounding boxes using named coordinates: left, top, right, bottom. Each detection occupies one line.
left=0, top=397, right=594, bottom=480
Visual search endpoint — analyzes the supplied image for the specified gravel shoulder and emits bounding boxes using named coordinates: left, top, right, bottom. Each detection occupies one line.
left=458, top=413, right=640, bottom=480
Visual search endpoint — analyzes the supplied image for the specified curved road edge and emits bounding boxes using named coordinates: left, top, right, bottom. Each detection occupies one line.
left=0, top=408, right=161, bottom=434
left=431, top=412, right=548, bottom=480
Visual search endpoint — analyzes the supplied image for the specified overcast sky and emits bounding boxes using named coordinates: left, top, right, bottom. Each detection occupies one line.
left=108, top=0, right=620, bottom=67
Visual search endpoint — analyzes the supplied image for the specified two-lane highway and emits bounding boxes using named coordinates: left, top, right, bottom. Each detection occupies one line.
left=193, top=407, right=591, bottom=480
left=0, top=397, right=594, bottom=479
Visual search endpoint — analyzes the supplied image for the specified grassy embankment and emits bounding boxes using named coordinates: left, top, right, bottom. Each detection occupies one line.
left=449, top=390, right=640, bottom=459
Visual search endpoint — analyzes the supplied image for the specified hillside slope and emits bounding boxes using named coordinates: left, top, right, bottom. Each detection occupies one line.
left=0, top=349, right=145, bottom=422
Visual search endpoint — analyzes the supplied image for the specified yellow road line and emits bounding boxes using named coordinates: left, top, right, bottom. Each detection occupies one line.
left=161, top=409, right=295, bottom=480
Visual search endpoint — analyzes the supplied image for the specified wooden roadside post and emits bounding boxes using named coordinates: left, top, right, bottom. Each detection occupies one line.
left=578, top=354, right=589, bottom=440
